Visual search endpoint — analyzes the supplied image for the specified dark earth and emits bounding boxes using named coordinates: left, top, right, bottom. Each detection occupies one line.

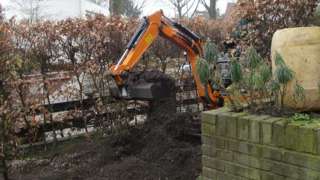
left=7, top=72, right=201, bottom=180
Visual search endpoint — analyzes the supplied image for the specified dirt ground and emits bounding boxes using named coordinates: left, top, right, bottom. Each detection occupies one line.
left=8, top=96, right=201, bottom=180
left=7, top=70, right=201, bottom=180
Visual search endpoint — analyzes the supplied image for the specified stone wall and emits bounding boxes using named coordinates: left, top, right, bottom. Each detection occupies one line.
left=201, top=108, right=320, bottom=180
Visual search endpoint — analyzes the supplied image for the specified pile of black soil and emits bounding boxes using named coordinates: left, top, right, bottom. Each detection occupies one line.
left=9, top=79, right=201, bottom=180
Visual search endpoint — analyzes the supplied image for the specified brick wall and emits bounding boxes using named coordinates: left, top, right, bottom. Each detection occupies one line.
left=200, top=108, right=320, bottom=180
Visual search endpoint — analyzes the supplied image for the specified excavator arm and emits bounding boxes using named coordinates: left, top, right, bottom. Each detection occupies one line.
left=110, top=10, right=223, bottom=109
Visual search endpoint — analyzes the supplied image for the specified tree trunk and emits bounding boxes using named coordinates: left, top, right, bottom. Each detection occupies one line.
left=109, top=0, right=123, bottom=16
left=177, top=6, right=183, bottom=19
left=0, top=114, right=9, bottom=180
left=42, top=73, right=58, bottom=145
left=75, top=75, right=88, bottom=133
left=208, top=0, right=217, bottom=19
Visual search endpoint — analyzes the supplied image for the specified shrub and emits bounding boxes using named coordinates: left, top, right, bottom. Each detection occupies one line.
left=204, top=42, right=219, bottom=64
left=227, top=47, right=305, bottom=112
left=232, top=0, right=319, bottom=58
left=196, top=58, right=210, bottom=84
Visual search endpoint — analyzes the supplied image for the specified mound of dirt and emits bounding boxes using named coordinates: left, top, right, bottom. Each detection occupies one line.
left=9, top=100, right=201, bottom=180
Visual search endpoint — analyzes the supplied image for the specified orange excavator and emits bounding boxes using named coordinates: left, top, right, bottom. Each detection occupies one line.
left=109, top=10, right=223, bottom=109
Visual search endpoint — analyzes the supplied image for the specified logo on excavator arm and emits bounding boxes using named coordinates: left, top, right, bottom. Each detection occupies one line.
left=145, top=34, right=154, bottom=45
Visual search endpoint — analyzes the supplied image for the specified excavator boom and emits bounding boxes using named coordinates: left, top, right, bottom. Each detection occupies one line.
left=110, top=10, right=222, bottom=109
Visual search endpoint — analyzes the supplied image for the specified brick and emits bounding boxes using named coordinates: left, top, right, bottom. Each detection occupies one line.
left=203, top=108, right=230, bottom=120
left=233, top=152, right=271, bottom=171
left=284, top=123, right=299, bottom=150
left=202, top=123, right=215, bottom=137
left=202, top=111, right=217, bottom=125
left=237, top=116, right=249, bottom=140
left=233, top=152, right=259, bottom=169
left=202, top=155, right=225, bottom=172
left=202, top=136, right=225, bottom=149
left=225, top=162, right=260, bottom=179
left=297, top=125, right=317, bottom=154
left=283, top=151, right=320, bottom=171
left=316, top=128, right=320, bottom=155
left=248, top=115, right=269, bottom=143
left=260, top=172, right=286, bottom=180
left=201, top=177, right=211, bottom=180
left=261, top=147, right=283, bottom=161
left=268, top=162, right=292, bottom=178
left=227, top=140, right=262, bottom=157
left=202, top=167, right=217, bottom=179
left=197, top=175, right=211, bottom=180
left=226, top=113, right=238, bottom=138
left=216, top=113, right=228, bottom=136
left=269, top=161, right=320, bottom=180
left=272, top=119, right=288, bottom=147
left=202, top=144, right=217, bottom=157
left=261, top=117, right=283, bottom=145
left=215, top=108, right=231, bottom=113
left=260, top=159, right=274, bottom=172
left=216, top=170, right=245, bottom=180
left=216, top=149, right=233, bottom=161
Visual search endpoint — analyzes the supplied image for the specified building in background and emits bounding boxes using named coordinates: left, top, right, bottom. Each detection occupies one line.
left=1, top=0, right=108, bottom=21
left=224, top=3, right=236, bottom=18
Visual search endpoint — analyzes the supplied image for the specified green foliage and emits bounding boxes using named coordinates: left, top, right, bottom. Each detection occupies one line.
left=275, top=52, right=285, bottom=66
left=227, top=48, right=301, bottom=112
left=196, top=57, right=210, bottom=84
left=273, top=52, right=296, bottom=108
left=204, top=42, right=219, bottom=64
left=227, top=47, right=273, bottom=110
left=316, top=5, right=320, bottom=17
left=244, top=48, right=272, bottom=92
left=291, top=113, right=312, bottom=122
left=293, top=81, right=306, bottom=104
left=270, top=80, right=280, bottom=93
left=259, top=63, right=272, bottom=83
left=230, top=59, right=242, bottom=84
left=110, top=0, right=143, bottom=17
left=274, top=65, right=294, bottom=85
left=274, top=53, right=294, bottom=85
left=246, top=47, right=262, bottom=69
left=251, top=71, right=264, bottom=90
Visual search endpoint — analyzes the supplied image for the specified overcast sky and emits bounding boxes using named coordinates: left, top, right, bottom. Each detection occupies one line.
left=1, top=0, right=237, bottom=20
left=141, top=0, right=237, bottom=17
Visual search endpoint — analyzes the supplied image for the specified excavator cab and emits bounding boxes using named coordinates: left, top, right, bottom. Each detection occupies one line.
left=109, top=10, right=223, bottom=109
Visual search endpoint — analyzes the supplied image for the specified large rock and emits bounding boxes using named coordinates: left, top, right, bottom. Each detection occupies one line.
left=271, top=27, right=320, bottom=111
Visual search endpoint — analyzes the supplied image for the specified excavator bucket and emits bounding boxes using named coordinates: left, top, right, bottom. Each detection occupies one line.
left=127, top=82, right=172, bottom=100
left=110, top=71, right=176, bottom=101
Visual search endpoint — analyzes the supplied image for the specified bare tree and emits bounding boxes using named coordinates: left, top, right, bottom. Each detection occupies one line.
left=109, top=0, right=146, bottom=17
left=0, top=4, right=3, bottom=21
left=201, top=0, right=218, bottom=19
left=12, top=0, right=43, bottom=23
left=169, top=0, right=201, bottom=18
left=123, top=0, right=146, bottom=18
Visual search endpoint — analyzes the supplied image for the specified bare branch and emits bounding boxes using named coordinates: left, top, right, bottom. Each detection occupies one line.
left=201, top=0, right=210, bottom=10
left=190, top=0, right=202, bottom=18
left=169, top=0, right=200, bottom=18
